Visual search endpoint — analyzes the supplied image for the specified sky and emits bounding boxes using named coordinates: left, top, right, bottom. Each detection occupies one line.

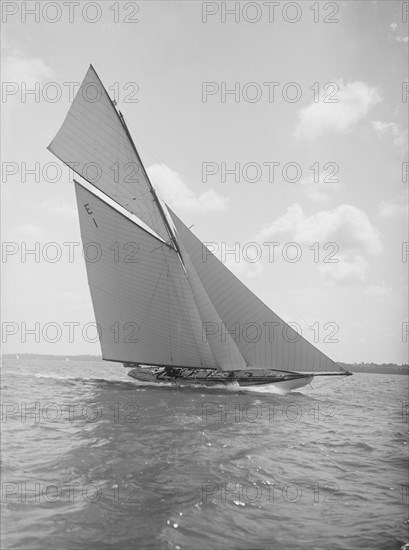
left=1, top=0, right=408, bottom=364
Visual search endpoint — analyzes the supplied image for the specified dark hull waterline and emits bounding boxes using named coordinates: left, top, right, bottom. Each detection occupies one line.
left=126, top=366, right=316, bottom=391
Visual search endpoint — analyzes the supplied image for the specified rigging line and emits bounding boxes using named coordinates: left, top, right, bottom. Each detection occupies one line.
left=113, top=115, right=183, bottom=265
left=166, top=257, right=206, bottom=366
left=116, top=114, right=186, bottom=265
left=166, top=268, right=173, bottom=363
left=73, top=179, right=173, bottom=251
left=117, top=110, right=182, bottom=256
left=121, top=116, right=169, bottom=175
left=112, top=200, right=130, bottom=363
left=180, top=247, right=230, bottom=368
left=122, top=189, right=156, bottom=201
left=162, top=249, right=208, bottom=367
left=122, top=196, right=168, bottom=238
left=176, top=232, right=246, bottom=368
left=150, top=237, right=177, bottom=254
left=136, top=248, right=169, bottom=336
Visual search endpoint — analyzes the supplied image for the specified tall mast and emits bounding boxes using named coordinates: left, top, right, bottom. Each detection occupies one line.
left=86, top=64, right=184, bottom=265
left=117, top=109, right=185, bottom=267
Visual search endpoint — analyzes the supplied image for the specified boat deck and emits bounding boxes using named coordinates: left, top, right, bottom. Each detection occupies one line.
left=126, top=366, right=314, bottom=388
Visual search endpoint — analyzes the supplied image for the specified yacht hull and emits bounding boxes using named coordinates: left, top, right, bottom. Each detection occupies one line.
left=126, top=366, right=313, bottom=392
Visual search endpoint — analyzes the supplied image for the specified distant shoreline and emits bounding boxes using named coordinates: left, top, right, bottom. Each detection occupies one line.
left=2, top=354, right=408, bottom=375
left=338, top=363, right=408, bottom=375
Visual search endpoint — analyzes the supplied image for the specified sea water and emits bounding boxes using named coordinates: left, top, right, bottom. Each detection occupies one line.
left=1, top=358, right=408, bottom=550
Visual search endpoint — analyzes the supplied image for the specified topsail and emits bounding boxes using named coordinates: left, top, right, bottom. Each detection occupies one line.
left=48, top=65, right=171, bottom=244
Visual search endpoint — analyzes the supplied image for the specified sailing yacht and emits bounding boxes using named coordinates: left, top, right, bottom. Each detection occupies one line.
left=48, top=65, right=352, bottom=391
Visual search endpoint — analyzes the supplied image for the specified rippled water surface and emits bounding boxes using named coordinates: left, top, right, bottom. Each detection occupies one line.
left=2, top=359, right=408, bottom=549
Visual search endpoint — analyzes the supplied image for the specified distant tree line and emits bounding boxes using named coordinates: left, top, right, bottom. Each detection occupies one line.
left=339, top=362, right=409, bottom=375
left=4, top=355, right=409, bottom=375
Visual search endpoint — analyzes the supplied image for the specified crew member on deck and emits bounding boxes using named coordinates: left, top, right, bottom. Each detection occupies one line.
left=165, top=366, right=177, bottom=377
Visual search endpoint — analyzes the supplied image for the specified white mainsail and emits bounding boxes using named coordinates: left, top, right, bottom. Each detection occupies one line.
left=169, top=208, right=345, bottom=374
left=48, top=65, right=171, bottom=244
left=75, top=181, right=217, bottom=368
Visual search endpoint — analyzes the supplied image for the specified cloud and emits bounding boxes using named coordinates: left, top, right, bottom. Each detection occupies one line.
left=148, top=163, right=229, bottom=213
left=39, top=198, right=77, bottom=219
left=379, top=189, right=408, bottom=219
left=365, top=284, right=392, bottom=297
left=225, top=258, right=263, bottom=279
left=256, top=203, right=382, bottom=255
left=372, top=121, right=408, bottom=155
left=2, top=45, right=54, bottom=112
left=389, top=20, right=408, bottom=42
left=294, top=80, right=382, bottom=140
left=299, top=169, right=340, bottom=202
left=319, top=255, right=369, bottom=284
left=3, top=49, right=54, bottom=83
left=16, top=223, right=45, bottom=240
left=198, top=241, right=263, bottom=279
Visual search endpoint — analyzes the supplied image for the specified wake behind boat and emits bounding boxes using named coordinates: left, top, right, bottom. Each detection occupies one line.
left=48, top=65, right=352, bottom=392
